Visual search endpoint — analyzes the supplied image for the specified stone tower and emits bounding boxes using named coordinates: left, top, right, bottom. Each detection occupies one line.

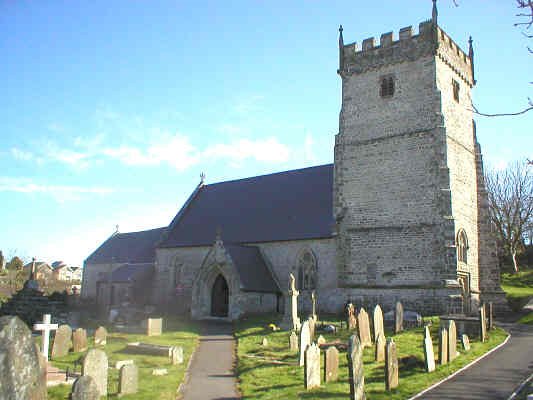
left=334, top=4, right=505, bottom=314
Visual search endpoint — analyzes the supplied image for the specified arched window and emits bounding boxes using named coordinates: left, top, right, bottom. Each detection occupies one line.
left=457, top=230, right=468, bottom=264
left=297, top=249, right=317, bottom=290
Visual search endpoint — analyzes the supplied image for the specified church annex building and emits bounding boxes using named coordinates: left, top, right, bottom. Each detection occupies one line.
left=82, top=7, right=506, bottom=320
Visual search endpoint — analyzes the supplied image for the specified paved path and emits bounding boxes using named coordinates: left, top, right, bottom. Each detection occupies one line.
left=417, top=323, right=533, bottom=400
left=180, top=320, right=240, bottom=400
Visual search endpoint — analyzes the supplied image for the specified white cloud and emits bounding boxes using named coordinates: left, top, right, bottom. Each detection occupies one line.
left=11, top=148, right=34, bottom=161
left=203, top=137, right=290, bottom=164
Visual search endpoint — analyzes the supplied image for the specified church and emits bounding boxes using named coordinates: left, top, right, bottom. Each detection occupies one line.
left=82, top=4, right=507, bottom=320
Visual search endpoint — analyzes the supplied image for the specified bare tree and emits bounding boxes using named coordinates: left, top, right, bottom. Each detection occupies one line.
left=485, top=160, right=533, bottom=272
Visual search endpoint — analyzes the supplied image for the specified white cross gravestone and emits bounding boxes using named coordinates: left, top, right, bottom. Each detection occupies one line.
left=33, top=314, right=58, bottom=361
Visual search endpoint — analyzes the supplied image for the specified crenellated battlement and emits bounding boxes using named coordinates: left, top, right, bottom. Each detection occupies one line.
left=339, top=21, right=474, bottom=87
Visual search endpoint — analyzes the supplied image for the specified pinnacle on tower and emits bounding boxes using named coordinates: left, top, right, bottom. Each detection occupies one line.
left=432, top=0, right=438, bottom=25
left=338, top=25, right=344, bottom=71
left=469, top=36, right=476, bottom=84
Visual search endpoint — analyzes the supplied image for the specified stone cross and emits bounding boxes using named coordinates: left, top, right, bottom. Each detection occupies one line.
left=281, top=273, right=301, bottom=331
left=385, top=338, right=399, bottom=390
left=33, top=314, right=58, bottom=361
left=347, top=334, right=365, bottom=400
left=423, top=326, right=435, bottom=372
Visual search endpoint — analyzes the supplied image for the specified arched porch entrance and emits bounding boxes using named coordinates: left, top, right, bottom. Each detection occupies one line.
left=211, top=274, right=229, bottom=317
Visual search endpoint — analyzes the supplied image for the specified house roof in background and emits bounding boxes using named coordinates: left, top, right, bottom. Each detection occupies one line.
left=85, top=227, right=166, bottom=265
left=159, top=164, right=334, bottom=248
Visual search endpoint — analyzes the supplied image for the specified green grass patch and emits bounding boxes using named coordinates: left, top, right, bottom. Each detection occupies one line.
left=47, top=317, right=199, bottom=400
left=502, top=270, right=533, bottom=312
left=517, top=312, right=533, bottom=325
left=235, top=314, right=508, bottom=400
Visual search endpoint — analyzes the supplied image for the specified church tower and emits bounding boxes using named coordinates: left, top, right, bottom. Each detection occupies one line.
left=334, top=3, right=505, bottom=314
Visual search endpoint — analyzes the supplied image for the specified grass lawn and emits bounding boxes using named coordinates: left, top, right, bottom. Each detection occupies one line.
left=501, top=270, right=533, bottom=312
left=517, top=312, right=533, bottom=325
left=235, top=314, right=508, bottom=400
left=47, top=317, right=199, bottom=400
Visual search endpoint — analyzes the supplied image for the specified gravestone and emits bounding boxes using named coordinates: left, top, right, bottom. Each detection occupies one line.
left=73, top=328, right=88, bottom=353
left=324, top=346, right=339, bottom=382
left=304, top=343, right=320, bottom=390
left=52, top=324, right=72, bottom=359
left=394, top=302, right=403, bottom=334
left=116, top=359, right=134, bottom=370
left=346, top=303, right=357, bottom=330
left=357, top=307, right=372, bottom=347
left=317, top=335, right=326, bottom=346
left=423, top=326, right=435, bottom=372
left=488, top=302, right=494, bottom=330
left=447, top=320, right=458, bottom=361
left=0, top=316, right=47, bottom=400
left=308, top=316, right=316, bottom=341
left=385, top=338, right=399, bottom=390
left=71, top=375, right=99, bottom=400
left=281, top=273, right=301, bottom=331
left=94, top=326, right=107, bottom=345
left=289, top=331, right=298, bottom=351
left=33, top=313, right=58, bottom=361
left=375, top=331, right=385, bottom=362
left=299, top=320, right=311, bottom=366
left=311, top=290, right=317, bottom=320
left=119, top=363, right=139, bottom=396
left=261, top=337, right=268, bottom=347
left=479, top=306, right=487, bottom=342
left=373, top=304, right=384, bottom=342
left=347, top=334, right=365, bottom=400
left=461, top=334, right=471, bottom=351
left=152, top=368, right=168, bottom=375
left=146, top=318, right=163, bottom=336
left=82, top=348, right=108, bottom=397
left=438, top=325, right=448, bottom=365
left=171, top=346, right=184, bottom=365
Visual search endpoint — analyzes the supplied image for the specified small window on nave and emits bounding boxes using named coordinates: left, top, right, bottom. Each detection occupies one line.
left=457, top=230, right=468, bottom=264
left=297, top=249, right=317, bottom=290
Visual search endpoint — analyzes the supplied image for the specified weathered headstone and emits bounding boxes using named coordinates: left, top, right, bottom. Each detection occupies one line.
left=385, top=337, right=399, bottom=390
left=375, top=331, right=385, bottom=362
left=0, top=316, right=47, bottom=400
left=94, top=326, right=107, bottom=345
left=82, top=348, right=108, bottom=397
left=346, top=303, right=357, bottom=331
left=461, top=334, right=471, bottom=351
left=115, top=359, right=134, bottom=370
left=488, top=302, right=494, bottom=330
left=152, top=368, right=168, bottom=375
left=71, top=375, right=99, bottom=400
left=73, top=328, right=88, bottom=353
left=438, top=324, right=448, bottom=365
left=447, top=320, right=458, bottom=361
left=317, top=335, right=326, bottom=346
left=52, top=324, right=72, bottom=359
left=394, top=302, right=403, bottom=334
left=373, top=304, right=384, bottom=342
left=299, top=321, right=311, bottom=366
left=170, top=346, right=184, bottom=365
left=423, top=326, right=435, bottom=372
left=281, top=273, right=301, bottom=331
left=261, top=337, right=268, bottom=347
left=146, top=318, right=163, bottom=336
left=357, top=307, right=372, bottom=347
left=308, top=316, right=316, bottom=341
left=347, top=334, right=365, bottom=400
left=289, top=331, right=298, bottom=351
left=479, top=306, right=487, bottom=342
left=304, top=342, right=321, bottom=390
left=324, top=346, right=339, bottom=383
left=33, top=313, right=58, bottom=361
left=119, top=363, right=139, bottom=396
left=311, top=290, right=318, bottom=320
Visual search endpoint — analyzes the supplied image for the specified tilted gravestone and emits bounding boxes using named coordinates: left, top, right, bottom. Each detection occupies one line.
left=73, top=328, right=88, bottom=353
left=423, top=326, right=435, bottom=372
left=346, top=303, right=357, bottom=331
left=357, top=308, right=372, bottom=347
left=52, top=324, right=72, bottom=359
left=347, top=334, right=365, bottom=400
left=82, top=348, right=108, bottom=397
left=299, top=320, right=311, bottom=367
left=324, top=346, right=339, bottom=383
left=373, top=304, right=384, bottom=342
left=438, top=324, right=448, bottom=365
left=94, top=326, right=107, bottom=345
left=119, top=363, right=139, bottom=396
left=375, top=331, right=385, bottom=362
left=385, top=338, right=399, bottom=390
left=479, top=306, right=487, bottom=342
left=394, top=302, right=404, bottom=334
left=304, top=343, right=321, bottom=390
left=0, top=316, right=47, bottom=400
left=170, top=346, right=184, bottom=365
left=146, top=318, right=163, bottom=336
left=447, top=320, right=458, bottom=361
left=289, top=331, right=298, bottom=351
left=461, top=334, right=471, bottom=351
left=71, top=375, right=100, bottom=400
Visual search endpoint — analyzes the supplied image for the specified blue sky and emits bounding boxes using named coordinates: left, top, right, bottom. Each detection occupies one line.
left=1, top=1, right=531, bottom=267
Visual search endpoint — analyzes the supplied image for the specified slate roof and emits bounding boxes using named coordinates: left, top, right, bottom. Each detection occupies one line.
left=109, top=263, right=154, bottom=283
left=225, top=245, right=280, bottom=293
left=160, top=164, right=334, bottom=248
left=85, top=227, right=166, bottom=264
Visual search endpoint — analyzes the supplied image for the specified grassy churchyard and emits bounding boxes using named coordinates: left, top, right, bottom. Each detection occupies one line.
left=47, top=317, right=199, bottom=400
left=235, top=314, right=508, bottom=400
left=501, top=270, right=533, bottom=324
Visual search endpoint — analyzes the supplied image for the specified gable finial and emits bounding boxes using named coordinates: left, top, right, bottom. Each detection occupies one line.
left=468, top=36, right=476, bottom=85
left=338, top=25, right=345, bottom=71
left=215, top=226, right=222, bottom=241
left=432, top=0, right=438, bottom=25
left=200, top=172, right=206, bottom=185
left=115, top=224, right=119, bottom=233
